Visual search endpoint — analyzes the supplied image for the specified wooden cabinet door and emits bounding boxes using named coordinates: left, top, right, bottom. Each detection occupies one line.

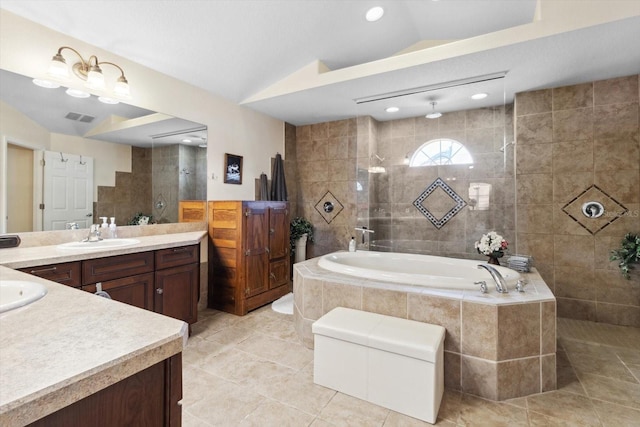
left=155, top=263, right=199, bottom=324
left=269, top=259, right=289, bottom=289
left=244, top=205, right=268, bottom=298
left=82, top=273, right=154, bottom=311
left=268, top=204, right=289, bottom=260
left=83, top=252, right=154, bottom=284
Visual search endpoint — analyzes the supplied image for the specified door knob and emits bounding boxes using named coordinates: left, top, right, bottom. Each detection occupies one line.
left=156, top=288, right=163, bottom=294
left=86, top=213, right=93, bottom=217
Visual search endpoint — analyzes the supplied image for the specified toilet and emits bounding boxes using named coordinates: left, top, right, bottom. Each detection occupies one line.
left=312, top=307, right=445, bottom=424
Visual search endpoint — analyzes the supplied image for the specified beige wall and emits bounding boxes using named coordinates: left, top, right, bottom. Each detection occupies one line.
left=515, top=74, right=640, bottom=327
left=0, top=9, right=284, bottom=233
left=6, top=143, right=33, bottom=232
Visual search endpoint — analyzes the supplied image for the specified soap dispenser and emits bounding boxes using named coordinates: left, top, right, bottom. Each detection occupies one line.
left=348, top=237, right=356, bottom=252
left=109, top=217, right=117, bottom=239
left=100, top=217, right=108, bottom=231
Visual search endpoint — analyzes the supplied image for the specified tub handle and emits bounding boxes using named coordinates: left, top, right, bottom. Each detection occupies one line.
left=474, top=281, right=488, bottom=294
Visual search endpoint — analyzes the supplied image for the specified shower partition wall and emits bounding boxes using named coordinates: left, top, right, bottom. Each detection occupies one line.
left=356, top=101, right=515, bottom=261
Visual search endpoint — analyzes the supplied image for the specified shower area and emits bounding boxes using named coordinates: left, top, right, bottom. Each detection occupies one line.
left=289, top=73, right=639, bottom=328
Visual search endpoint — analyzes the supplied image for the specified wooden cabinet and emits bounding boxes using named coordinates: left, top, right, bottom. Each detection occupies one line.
left=27, top=353, right=182, bottom=427
left=19, top=244, right=199, bottom=325
left=155, top=245, right=199, bottom=325
left=208, top=201, right=290, bottom=315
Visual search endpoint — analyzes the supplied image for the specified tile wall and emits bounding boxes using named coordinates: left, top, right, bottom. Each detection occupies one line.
left=515, top=74, right=640, bottom=327
left=94, top=146, right=152, bottom=225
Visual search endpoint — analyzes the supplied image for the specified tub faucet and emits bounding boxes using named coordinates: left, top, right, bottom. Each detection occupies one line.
left=354, top=226, right=374, bottom=244
left=477, top=264, right=509, bottom=293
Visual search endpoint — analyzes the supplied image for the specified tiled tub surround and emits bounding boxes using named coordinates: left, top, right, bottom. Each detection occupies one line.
left=293, top=257, right=556, bottom=401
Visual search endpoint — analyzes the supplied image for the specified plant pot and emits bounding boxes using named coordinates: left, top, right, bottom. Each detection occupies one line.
left=294, top=233, right=308, bottom=264
left=487, top=256, right=500, bottom=266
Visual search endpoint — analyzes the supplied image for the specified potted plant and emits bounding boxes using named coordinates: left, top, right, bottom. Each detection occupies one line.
left=290, top=217, right=314, bottom=263
left=610, top=233, right=640, bottom=279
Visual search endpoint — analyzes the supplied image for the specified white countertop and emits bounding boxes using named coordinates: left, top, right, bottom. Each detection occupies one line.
left=0, top=231, right=205, bottom=426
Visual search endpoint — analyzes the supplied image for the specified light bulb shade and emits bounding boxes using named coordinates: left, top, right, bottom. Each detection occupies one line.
left=113, top=76, right=131, bottom=98
left=48, top=53, right=70, bottom=79
left=86, top=64, right=105, bottom=89
left=426, top=112, right=442, bottom=119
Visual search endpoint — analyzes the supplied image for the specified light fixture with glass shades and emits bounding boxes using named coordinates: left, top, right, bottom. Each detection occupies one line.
left=425, top=101, right=442, bottom=119
left=32, top=46, right=131, bottom=104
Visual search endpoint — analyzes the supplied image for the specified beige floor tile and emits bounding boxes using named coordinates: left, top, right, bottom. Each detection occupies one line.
left=203, top=325, right=255, bottom=346
left=528, top=411, right=591, bottom=426
left=183, top=336, right=227, bottom=367
left=309, top=419, right=336, bottom=427
left=384, top=410, right=454, bottom=426
left=457, top=394, right=529, bottom=427
left=253, top=370, right=336, bottom=416
left=238, top=400, right=315, bottom=426
left=591, top=399, right=640, bottom=427
left=617, top=348, right=640, bottom=365
left=569, top=352, right=639, bottom=383
left=318, top=393, right=390, bottom=427
left=182, top=411, right=213, bottom=427
left=627, top=363, right=640, bottom=382
left=182, top=366, right=266, bottom=425
left=436, top=389, right=462, bottom=423
left=526, top=391, right=600, bottom=426
left=578, top=372, right=640, bottom=409
left=234, top=333, right=313, bottom=370
left=198, top=347, right=296, bottom=388
left=556, top=365, right=587, bottom=396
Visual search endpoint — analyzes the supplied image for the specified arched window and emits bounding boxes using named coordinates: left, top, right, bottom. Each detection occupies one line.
left=409, top=138, right=473, bottom=167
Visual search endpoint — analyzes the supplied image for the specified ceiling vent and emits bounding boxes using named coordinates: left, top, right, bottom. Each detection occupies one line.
left=65, top=112, right=95, bottom=123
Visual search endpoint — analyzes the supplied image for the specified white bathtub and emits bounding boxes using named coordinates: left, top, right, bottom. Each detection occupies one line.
left=317, top=251, right=520, bottom=290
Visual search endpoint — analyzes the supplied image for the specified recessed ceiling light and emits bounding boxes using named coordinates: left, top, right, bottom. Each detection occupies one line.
left=471, top=93, right=488, bottom=100
left=65, top=88, right=90, bottom=98
left=366, top=6, right=384, bottom=22
left=182, top=138, right=192, bottom=143
left=198, top=144, right=207, bottom=148
left=98, top=96, right=119, bottom=104
left=385, top=106, right=399, bottom=113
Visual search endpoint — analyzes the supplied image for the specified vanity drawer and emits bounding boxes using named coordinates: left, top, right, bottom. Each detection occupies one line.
left=155, top=245, right=199, bottom=270
left=19, top=261, right=82, bottom=288
left=83, top=251, right=154, bottom=284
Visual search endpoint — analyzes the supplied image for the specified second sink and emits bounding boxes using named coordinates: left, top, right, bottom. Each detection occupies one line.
left=57, top=238, right=140, bottom=251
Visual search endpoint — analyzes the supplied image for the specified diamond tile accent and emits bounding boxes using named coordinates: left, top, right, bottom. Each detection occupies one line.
left=314, top=191, right=344, bottom=224
left=561, top=185, right=628, bottom=235
left=413, top=177, right=467, bottom=229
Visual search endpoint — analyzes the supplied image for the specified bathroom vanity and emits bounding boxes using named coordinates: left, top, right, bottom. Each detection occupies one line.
left=0, top=231, right=204, bottom=426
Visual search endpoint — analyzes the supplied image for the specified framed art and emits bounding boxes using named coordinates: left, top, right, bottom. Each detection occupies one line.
left=224, top=153, right=243, bottom=184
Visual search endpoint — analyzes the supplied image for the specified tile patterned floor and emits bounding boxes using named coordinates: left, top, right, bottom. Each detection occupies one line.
left=182, top=307, right=640, bottom=426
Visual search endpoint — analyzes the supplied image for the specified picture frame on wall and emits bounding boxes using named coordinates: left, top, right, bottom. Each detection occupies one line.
left=224, top=153, right=243, bottom=184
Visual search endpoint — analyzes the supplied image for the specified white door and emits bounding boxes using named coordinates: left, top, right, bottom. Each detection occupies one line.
left=43, top=151, right=94, bottom=230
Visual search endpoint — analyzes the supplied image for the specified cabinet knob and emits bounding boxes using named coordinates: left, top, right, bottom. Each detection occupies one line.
left=156, top=288, right=163, bottom=295
left=270, top=272, right=276, bottom=280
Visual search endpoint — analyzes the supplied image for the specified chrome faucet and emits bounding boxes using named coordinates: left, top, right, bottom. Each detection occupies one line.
left=84, top=224, right=102, bottom=242
left=477, top=264, right=509, bottom=293
left=354, top=226, right=374, bottom=244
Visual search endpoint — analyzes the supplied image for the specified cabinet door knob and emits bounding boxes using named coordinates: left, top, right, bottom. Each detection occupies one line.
left=156, top=288, right=163, bottom=295
left=270, top=272, right=276, bottom=280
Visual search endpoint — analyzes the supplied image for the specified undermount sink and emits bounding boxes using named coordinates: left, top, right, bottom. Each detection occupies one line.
left=57, top=238, right=140, bottom=250
left=0, top=280, right=48, bottom=313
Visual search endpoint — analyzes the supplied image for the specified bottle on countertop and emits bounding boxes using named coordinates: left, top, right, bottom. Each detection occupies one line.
left=109, top=217, right=117, bottom=239
left=348, top=236, right=356, bottom=252
left=100, top=217, right=109, bottom=230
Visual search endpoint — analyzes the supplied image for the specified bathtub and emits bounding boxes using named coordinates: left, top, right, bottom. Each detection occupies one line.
left=317, top=251, right=520, bottom=290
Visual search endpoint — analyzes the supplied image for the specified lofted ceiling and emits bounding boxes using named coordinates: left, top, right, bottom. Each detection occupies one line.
left=1, top=0, right=639, bottom=127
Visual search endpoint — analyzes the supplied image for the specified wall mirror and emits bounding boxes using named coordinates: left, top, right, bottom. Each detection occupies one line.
left=0, top=69, right=207, bottom=233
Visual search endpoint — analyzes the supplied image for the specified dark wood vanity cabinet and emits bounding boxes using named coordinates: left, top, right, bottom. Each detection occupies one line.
left=18, top=244, right=199, bottom=324
left=28, top=353, right=182, bottom=427
left=208, top=201, right=290, bottom=315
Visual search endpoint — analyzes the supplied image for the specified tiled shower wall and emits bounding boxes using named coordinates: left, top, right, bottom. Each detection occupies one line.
left=515, top=74, right=640, bottom=327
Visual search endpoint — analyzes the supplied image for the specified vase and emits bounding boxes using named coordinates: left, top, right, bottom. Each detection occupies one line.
left=294, top=233, right=308, bottom=264
left=487, top=256, right=500, bottom=266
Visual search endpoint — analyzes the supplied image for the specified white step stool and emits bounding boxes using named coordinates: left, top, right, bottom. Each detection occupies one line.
left=312, top=307, right=445, bottom=424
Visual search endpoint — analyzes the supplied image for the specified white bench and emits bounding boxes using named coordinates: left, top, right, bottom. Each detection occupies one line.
left=312, top=307, right=445, bottom=424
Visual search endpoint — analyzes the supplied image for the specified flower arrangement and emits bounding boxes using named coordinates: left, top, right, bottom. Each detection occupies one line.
left=475, top=231, right=508, bottom=259
left=128, top=212, right=153, bottom=226
left=610, top=233, right=640, bottom=279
